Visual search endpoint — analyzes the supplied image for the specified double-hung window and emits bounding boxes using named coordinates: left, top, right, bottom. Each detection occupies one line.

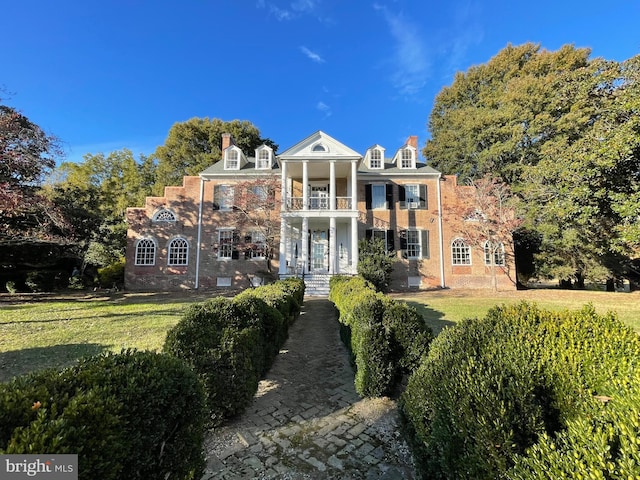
left=214, top=185, right=235, bottom=211
left=256, top=149, right=270, bottom=169
left=246, top=231, right=267, bottom=259
left=225, top=150, right=239, bottom=169
left=401, top=149, right=414, bottom=169
left=218, top=229, right=235, bottom=259
left=370, top=149, right=382, bottom=169
left=371, top=184, right=386, bottom=209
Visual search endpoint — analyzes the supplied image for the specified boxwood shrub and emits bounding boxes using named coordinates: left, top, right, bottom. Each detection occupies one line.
left=329, top=275, right=433, bottom=397
left=165, top=278, right=305, bottom=426
left=0, top=350, right=206, bottom=480
left=401, top=302, right=640, bottom=480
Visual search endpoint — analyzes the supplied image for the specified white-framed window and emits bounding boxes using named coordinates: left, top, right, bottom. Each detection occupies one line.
left=256, top=149, right=271, bottom=169
left=153, top=209, right=176, bottom=222
left=452, top=238, right=471, bottom=265
left=312, top=143, right=327, bottom=152
left=370, top=149, right=382, bottom=169
left=400, top=148, right=414, bottom=169
left=400, top=229, right=429, bottom=259
left=405, top=184, right=420, bottom=209
left=218, top=229, right=236, bottom=259
left=135, top=238, right=156, bottom=266
left=225, top=149, right=239, bottom=170
left=371, top=184, right=387, bottom=209
left=246, top=231, right=267, bottom=259
left=214, top=185, right=235, bottom=210
left=251, top=185, right=269, bottom=202
left=484, top=241, right=505, bottom=266
left=168, top=238, right=188, bottom=266
left=406, top=230, right=421, bottom=258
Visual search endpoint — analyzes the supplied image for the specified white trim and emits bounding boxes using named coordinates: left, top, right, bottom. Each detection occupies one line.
left=195, top=178, right=205, bottom=288
left=134, top=238, right=156, bottom=266
left=437, top=174, right=445, bottom=288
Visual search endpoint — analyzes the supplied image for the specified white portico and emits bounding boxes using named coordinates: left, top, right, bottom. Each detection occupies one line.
left=277, top=131, right=361, bottom=280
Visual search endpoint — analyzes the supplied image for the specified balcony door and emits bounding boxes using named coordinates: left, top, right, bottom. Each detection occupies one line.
left=309, top=185, right=329, bottom=210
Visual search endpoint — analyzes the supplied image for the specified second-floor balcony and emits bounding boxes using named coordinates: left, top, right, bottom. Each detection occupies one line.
left=286, top=196, right=353, bottom=211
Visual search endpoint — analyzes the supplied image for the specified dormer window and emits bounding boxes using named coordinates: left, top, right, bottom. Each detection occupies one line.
left=256, top=148, right=271, bottom=169
left=312, top=143, right=327, bottom=152
left=153, top=209, right=176, bottom=222
left=370, top=149, right=382, bottom=169
left=225, top=149, right=240, bottom=170
left=400, top=148, right=415, bottom=169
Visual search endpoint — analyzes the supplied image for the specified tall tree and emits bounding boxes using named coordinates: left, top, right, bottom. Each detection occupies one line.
left=153, top=118, right=277, bottom=195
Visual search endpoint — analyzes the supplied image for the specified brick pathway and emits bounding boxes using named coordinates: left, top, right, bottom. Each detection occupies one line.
left=200, top=298, right=416, bottom=479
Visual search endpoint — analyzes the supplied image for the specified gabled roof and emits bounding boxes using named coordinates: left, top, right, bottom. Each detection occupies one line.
left=278, top=131, right=362, bottom=160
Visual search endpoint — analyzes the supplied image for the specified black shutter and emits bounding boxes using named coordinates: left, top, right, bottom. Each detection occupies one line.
left=399, top=229, right=407, bottom=250
left=212, top=186, right=220, bottom=210
left=420, top=185, right=428, bottom=209
left=365, top=185, right=372, bottom=210
left=398, top=185, right=406, bottom=209
left=386, top=184, right=393, bottom=209
left=386, top=230, right=395, bottom=252
left=365, top=229, right=372, bottom=240
left=421, top=230, right=430, bottom=258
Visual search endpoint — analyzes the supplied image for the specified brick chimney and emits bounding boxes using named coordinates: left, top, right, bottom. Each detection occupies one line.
left=406, top=135, right=418, bottom=149
left=221, top=133, right=233, bottom=151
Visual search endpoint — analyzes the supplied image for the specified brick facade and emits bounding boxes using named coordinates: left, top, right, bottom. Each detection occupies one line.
left=125, top=131, right=516, bottom=292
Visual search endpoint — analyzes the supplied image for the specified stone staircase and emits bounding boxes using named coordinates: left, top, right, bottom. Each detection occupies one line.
left=302, top=274, right=331, bottom=297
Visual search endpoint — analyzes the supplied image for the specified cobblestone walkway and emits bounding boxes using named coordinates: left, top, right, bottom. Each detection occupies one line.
left=201, top=298, right=416, bottom=479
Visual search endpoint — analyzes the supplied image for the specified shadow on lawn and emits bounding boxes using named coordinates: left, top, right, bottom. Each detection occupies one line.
left=0, top=343, right=107, bottom=383
left=402, top=301, right=456, bottom=336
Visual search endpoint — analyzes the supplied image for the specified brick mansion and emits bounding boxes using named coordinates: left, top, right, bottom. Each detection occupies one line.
left=125, top=131, right=516, bottom=294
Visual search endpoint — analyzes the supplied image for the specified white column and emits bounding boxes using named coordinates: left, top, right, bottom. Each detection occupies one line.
left=301, top=217, right=309, bottom=274
left=329, top=217, right=336, bottom=274
left=278, top=218, right=288, bottom=275
left=280, top=161, right=288, bottom=211
left=329, top=161, right=336, bottom=210
left=351, top=217, right=359, bottom=274
left=351, top=160, right=358, bottom=210
left=302, top=161, right=309, bottom=210
left=437, top=174, right=446, bottom=288
left=195, top=178, right=205, bottom=289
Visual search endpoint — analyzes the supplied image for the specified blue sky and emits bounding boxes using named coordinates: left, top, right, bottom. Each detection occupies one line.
left=4, top=0, right=639, bottom=165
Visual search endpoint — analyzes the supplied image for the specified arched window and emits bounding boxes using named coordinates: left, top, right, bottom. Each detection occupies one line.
left=153, top=209, right=176, bottom=222
left=484, top=241, right=505, bottom=266
left=256, top=149, right=271, bottom=169
left=401, top=148, right=414, bottom=168
left=168, top=238, right=189, bottom=266
left=451, top=238, right=471, bottom=265
left=135, top=238, right=156, bottom=266
left=312, top=143, right=327, bottom=152
left=225, top=149, right=239, bottom=169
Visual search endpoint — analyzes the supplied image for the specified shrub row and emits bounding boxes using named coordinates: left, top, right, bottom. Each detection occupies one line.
left=329, top=275, right=433, bottom=397
left=164, top=278, right=305, bottom=426
left=401, top=302, right=640, bottom=479
left=0, top=350, right=206, bottom=480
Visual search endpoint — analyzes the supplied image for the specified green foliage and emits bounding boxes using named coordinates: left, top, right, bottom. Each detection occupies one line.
left=4, top=280, right=17, bottom=293
left=153, top=118, right=277, bottom=195
left=401, top=302, right=640, bottom=479
left=97, top=259, right=125, bottom=287
left=0, top=350, right=206, bottom=480
left=330, top=276, right=433, bottom=398
left=24, top=271, right=56, bottom=292
left=357, top=237, right=396, bottom=292
left=164, top=279, right=303, bottom=426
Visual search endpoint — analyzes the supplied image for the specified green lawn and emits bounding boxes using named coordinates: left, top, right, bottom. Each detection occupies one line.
left=2, top=288, right=639, bottom=383
left=0, top=292, right=210, bottom=382
left=393, top=288, right=640, bottom=335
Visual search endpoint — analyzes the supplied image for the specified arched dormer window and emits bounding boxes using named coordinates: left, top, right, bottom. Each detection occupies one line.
left=370, top=149, right=382, bottom=169
left=312, top=143, right=327, bottom=152
left=168, top=238, right=189, bottom=266
left=400, top=148, right=415, bottom=169
left=135, top=238, right=156, bottom=266
left=225, top=149, right=240, bottom=170
left=256, top=148, right=272, bottom=169
left=152, top=209, right=176, bottom=222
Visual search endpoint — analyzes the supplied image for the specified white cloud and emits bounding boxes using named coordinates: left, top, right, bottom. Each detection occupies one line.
left=300, top=46, right=325, bottom=63
left=258, top=0, right=323, bottom=22
left=373, top=4, right=430, bottom=96
left=444, top=2, right=484, bottom=76
left=316, top=101, right=332, bottom=117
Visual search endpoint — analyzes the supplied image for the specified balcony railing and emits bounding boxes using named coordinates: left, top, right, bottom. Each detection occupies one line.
left=286, top=197, right=353, bottom=210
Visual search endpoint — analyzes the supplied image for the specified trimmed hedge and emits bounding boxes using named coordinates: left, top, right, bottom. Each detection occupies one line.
left=401, top=302, right=640, bottom=480
left=329, top=275, right=433, bottom=397
left=0, top=350, right=206, bottom=480
left=164, top=278, right=305, bottom=426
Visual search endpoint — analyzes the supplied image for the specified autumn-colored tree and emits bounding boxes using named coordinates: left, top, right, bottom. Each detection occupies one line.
left=223, top=175, right=281, bottom=272
left=449, top=176, right=522, bottom=290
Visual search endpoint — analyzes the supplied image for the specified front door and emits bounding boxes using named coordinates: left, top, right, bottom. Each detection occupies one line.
left=310, top=230, right=328, bottom=272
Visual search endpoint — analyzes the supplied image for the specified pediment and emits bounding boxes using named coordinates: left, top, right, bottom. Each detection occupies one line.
left=278, top=131, right=362, bottom=160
